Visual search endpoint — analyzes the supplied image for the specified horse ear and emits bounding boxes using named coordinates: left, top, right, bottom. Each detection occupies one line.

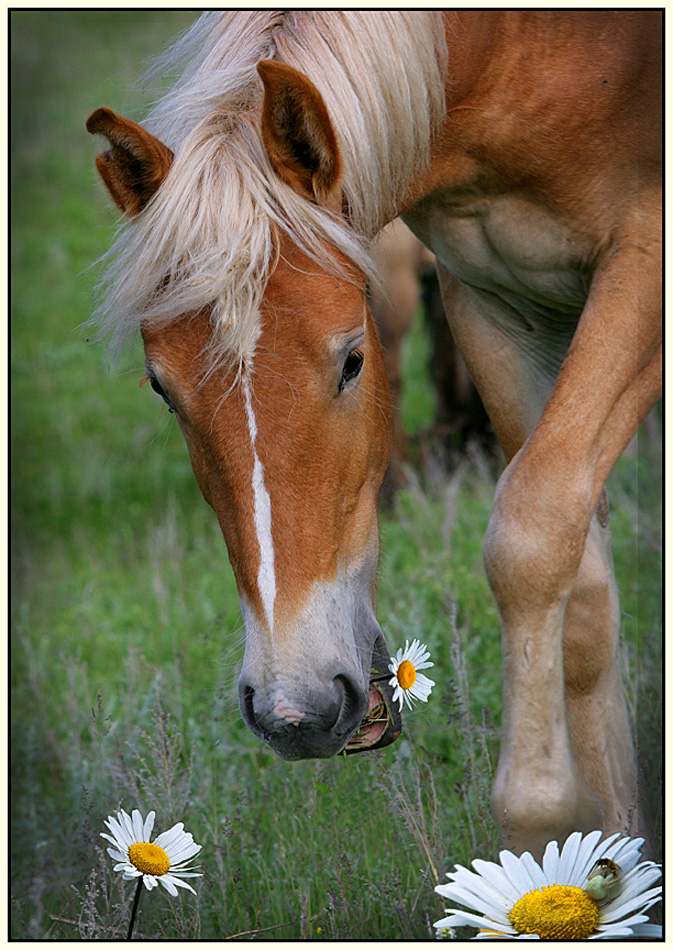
left=86, top=107, right=174, bottom=216
left=257, top=60, right=342, bottom=211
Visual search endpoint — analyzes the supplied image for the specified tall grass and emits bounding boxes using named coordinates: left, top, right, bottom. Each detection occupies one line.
left=11, top=11, right=661, bottom=940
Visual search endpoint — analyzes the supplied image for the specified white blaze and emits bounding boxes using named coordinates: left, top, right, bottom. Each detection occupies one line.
left=242, top=372, right=276, bottom=634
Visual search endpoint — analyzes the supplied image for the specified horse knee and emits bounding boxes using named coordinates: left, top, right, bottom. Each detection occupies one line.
left=483, top=474, right=587, bottom=621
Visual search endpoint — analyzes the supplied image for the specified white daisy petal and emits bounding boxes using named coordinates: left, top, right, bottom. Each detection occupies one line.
left=154, top=822, right=185, bottom=851
left=158, top=875, right=179, bottom=896
left=451, top=863, right=516, bottom=910
left=101, top=822, right=118, bottom=844
left=410, top=687, right=433, bottom=704
left=100, top=832, right=124, bottom=850
left=415, top=672, right=436, bottom=689
left=599, top=887, right=662, bottom=924
left=166, top=848, right=201, bottom=869
left=165, top=841, right=196, bottom=861
left=614, top=849, right=647, bottom=879
left=541, top=839, right=560, bottom=882
left=518, top=851, right=548, bottom=890
left=596, top=909, right=652, bottom=933
left=607, top=835, right=644, bottom=858
left=446, top=858, right=510, bottom=907
left=556, top=830, right=584, bottom=882
left=161, top=831, right=194, bottom=856
left=641, top=868, right=663, bottom=892
left=164, top=874, right=198, bottom=894
left=105, top=814, right=131, bottom=850
left=408, top=640, right=432, bottom=667
left=119, top=809, right=136, bottom=843
left=499, top=850, right=534, bottom=893
left=106, top=848, right=128, bottom=863
left=168, top=842, right=202, bottom=865
left=131, top=809, right=145, bottom=842
left=588, top=927, right=636, bottom=939
left=470, top=859, right=521, bottom=905
left=441, top=908, right=513, bottom=933
left=444, top=884, right=512, bottom=926
left=596, top=906, right=661, bottom=938
left=143, top=875, right=157, bottom=890
left=617, top=865, right=661, bottom=903
left=434, top=914, right=464, bottom=927
left=143, top=810, right=156, bottom=841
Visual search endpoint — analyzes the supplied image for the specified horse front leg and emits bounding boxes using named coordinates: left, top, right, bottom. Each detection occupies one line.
left=484, top=458, right=607, bottom=857
left=483, top=247, right=660, bottom=858
left=437, top=216, right=661, bottom=857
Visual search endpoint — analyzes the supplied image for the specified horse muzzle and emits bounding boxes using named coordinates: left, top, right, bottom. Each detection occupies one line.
left=237, top=633, right=402, bottom=760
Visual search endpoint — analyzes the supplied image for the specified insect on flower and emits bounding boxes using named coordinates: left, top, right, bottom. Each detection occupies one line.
left=434, top=830, right=661, bottom=940
left=584, top=858, right=622, bottom=901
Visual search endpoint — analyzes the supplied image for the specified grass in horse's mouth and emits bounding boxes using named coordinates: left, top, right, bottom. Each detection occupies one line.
left=345, top=683, right=389, bottom=751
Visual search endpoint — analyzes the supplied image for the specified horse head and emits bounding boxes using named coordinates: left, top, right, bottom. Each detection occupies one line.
left=87, top=61, right=402, bottom=759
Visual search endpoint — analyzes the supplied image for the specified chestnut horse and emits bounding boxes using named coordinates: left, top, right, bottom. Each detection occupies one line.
left=87, top=11, right=661, bottom=857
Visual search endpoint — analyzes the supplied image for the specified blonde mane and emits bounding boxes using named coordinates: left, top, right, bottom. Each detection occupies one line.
left=92, top=11, right=448, bottom=364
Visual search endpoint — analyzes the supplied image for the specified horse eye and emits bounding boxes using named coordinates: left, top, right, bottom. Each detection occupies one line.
left=149, top=375, right=176, bottom=414
left=339, top=348, right=364, bottom=392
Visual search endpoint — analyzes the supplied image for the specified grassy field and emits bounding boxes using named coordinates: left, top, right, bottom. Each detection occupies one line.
left=11, top=12, right=662, bottom=940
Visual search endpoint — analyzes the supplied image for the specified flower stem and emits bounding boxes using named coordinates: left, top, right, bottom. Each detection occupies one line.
left=127, top=877, right=143, bottom=940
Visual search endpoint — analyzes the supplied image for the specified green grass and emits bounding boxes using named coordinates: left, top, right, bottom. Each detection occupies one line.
left=11, top=11, right=661, bottom=940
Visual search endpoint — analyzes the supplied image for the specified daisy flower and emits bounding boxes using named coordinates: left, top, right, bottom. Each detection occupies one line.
left=101, top=808, right=202, bottom=896
left=434, top=830, right=661, bottom=940
left=388, top=638, right=435, bottom=711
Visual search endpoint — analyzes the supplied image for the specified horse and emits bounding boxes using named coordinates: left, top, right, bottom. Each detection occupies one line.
left=87, top=10, right=661, bottom=859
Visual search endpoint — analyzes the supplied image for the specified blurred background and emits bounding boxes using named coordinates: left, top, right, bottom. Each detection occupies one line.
left=11, top=11, right=662, bottom=940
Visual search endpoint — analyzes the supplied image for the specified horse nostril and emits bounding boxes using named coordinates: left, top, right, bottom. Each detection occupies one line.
left=240, top=683, right=264, bottom=736
left=333, top=673, right=368, bottom=737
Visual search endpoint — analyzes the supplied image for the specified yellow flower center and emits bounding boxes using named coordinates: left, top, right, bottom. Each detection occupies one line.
left=509, top=885, right=599, bottom=940
left=397, top=659, right=417, bottom=689
left=128, top=842, right=170, bottom=877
